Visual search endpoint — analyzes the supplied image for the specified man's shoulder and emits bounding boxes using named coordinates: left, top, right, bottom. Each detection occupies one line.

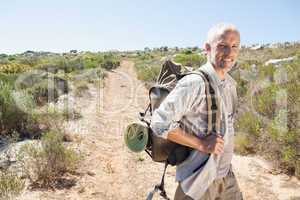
left=179, top=73, right=206, bottom=86
left=225, top=73, right=237, bottom=87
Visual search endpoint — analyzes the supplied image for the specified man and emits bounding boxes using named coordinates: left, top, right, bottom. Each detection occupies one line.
left=150, top=23, right=243, bottom=200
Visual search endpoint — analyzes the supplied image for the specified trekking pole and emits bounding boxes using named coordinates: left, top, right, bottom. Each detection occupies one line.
left=146, top=162, right=170, bottom=200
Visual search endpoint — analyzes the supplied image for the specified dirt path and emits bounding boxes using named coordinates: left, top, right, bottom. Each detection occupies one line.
left=18, top=60, right=300, bottom=200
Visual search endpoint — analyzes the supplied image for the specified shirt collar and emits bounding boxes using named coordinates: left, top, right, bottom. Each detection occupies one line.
left=198, top=62, right=224, bottom=87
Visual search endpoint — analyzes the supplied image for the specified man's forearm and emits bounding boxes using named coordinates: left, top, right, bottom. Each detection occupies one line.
left=167, top=127, right=206, bottom=152
left=167, top=127, right=225, bottom=155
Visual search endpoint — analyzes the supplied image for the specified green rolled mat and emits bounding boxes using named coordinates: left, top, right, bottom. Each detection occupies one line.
left=124, top=122, right=149, bottom=153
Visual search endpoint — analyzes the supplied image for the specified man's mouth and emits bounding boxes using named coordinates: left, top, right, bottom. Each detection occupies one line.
left=219, top=58, right=235, bottom=69
left=223, top=58, right=233, bottom=62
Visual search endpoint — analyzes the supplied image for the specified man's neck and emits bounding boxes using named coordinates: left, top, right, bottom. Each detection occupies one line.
left=211, top=63, right=226, bottom=80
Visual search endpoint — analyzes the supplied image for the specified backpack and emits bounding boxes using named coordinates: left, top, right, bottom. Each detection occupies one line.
left=124, top=60, right=221, bottom=200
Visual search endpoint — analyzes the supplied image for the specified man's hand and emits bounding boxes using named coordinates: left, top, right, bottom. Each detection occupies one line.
left=198, top=134, right=224, bottom=155
left=167, top=127, right=224, bottom=155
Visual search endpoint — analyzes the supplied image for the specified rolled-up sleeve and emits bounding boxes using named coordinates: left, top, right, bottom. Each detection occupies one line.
left=150, top=74, right=204, bottom=139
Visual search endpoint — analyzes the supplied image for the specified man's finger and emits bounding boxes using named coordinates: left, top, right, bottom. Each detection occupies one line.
left=217, top=141, right=224, bottom=146
left=214, top=147, right=223, bottom=155
left=216, top=143, right=224, bottom=147
left=217, top=146, right=224, bottom=152
left=215, top=144, right=223, bottom=151
left=214, top=148, right=223, bottom=155
left=216, top=143, right=224, bottom=151
left=216, top=138, right=224, bottom=144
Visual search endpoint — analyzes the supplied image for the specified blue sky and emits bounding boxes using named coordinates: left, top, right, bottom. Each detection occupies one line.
left=1, top=0, right=299, bottom=54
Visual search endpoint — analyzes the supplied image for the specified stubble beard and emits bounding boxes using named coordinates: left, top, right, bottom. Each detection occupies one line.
left=209, top=55, right=234, bottom=74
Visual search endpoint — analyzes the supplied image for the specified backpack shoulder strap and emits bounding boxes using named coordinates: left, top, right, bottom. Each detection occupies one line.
left=183, top=71, right=221, bottom=135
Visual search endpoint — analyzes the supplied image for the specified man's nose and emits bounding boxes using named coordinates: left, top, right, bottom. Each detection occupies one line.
left=224, top=47, right=234, bottom=55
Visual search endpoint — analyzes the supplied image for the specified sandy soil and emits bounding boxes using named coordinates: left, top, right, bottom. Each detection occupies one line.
left=17, top=60, right=300, bottom=200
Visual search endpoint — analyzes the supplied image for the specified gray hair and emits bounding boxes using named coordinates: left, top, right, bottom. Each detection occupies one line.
left=206, top=23, right=240, bottom=45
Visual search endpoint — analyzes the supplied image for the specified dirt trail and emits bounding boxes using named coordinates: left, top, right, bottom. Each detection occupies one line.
left=18, top=60, right=300, bottom=200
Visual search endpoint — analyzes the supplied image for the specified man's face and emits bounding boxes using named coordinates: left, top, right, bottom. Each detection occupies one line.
left=206, top=30, right=240, bottom=73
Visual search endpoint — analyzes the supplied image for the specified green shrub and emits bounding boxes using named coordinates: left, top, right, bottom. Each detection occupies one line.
left=101, top=54, right=120, bottom=70
left=18, top=131, right=80, bottom=188
left=262, top=126, right=299, bottom=177
left=80, top=53, right=105, bottom=69
left=137, top=53, right=155, bottom=60
left=234, top=133, right=252, bottom=154
left=136, top=64, right=161, bottom=82
left=266, top=124, right=280, bottom=141
left=296, top=160, right=300, bottom=178
left=101, top=59, right=119, bottom=70
left=0, top=73, right=17, bottom=87
left=0, top=77, right=49, bottom=140
left=26, top=81, right=59, bottom=106
left=0, top=63, right=31, bottom=74
left=0, top=81, right=34, bottom=136
left=0, top=52, right=120, bottom=76
left=282, top=146, right=297, bottom=165
left=236, top=111, right=263, bottom=137
left=235, top=111, right=263, bottom=154
left=174, top=53, right=206, bottom=69
left=257, top=64, right=276, bottom=81
left=235, top=59, right=300, bottom=177
left=229, top=70, right=249, bottom=98
left=0, top=171, right=25, bottom=200
left=74, top=81, right=89, bottom=97
left=253, top=84, right=279, bottom=118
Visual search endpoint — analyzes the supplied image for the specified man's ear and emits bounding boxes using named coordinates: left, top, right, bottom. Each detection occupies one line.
left=205, top=43, right=211, bottom=52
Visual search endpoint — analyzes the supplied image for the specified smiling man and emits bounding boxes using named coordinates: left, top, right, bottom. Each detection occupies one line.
left=150, top=23, right=243, bottom=199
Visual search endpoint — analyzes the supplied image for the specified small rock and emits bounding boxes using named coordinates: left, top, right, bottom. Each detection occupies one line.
left=87, top=171, right=96, bottom=176
left=0, top=160, right=14, bottom=170
left=267, top=168, right=282, bottom=175
left=280, top=174, right=291, bottom=181
left=63, top=133, right=74, bottom=142
left=78, top=187, right=85, bottom=193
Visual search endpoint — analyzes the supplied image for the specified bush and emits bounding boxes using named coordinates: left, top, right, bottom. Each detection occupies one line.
left=0, top=171, right=25, bottom=200
left=0, top=72, right=74, bottom=139
left=234, top=133, right=252, bottom=155
left=101, top=54, right=120, bottom=70
left=137, top=53, right=154, bottom=60
left=74, top=81, right=89, bottom=97
left=229, top=70, right=249, bottom=98
left=0, top=81, right=35, bottom=137
left=18, top=131, right=80, bottom=188
left=174, top=53, right=206, bottom=69
left=236, top=111, right=263, bottom=138
left=0, top=51, right=120, bottom=77
left=253, top=84, right=279, bottom=118
left=135, top=64, right=161, bottom=82
left=234, top=58, right=300, bottom=178
left=81, top=53, right=104, bottom=69
left=0, top=73, right=17, bottom=86
left=0, top=63, right=31, bottom=74
left=234, top=111, right=264, bottom=154
left=26, top=81, right=60, bottom=106
left=133, top=53, right=162, bottom=83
